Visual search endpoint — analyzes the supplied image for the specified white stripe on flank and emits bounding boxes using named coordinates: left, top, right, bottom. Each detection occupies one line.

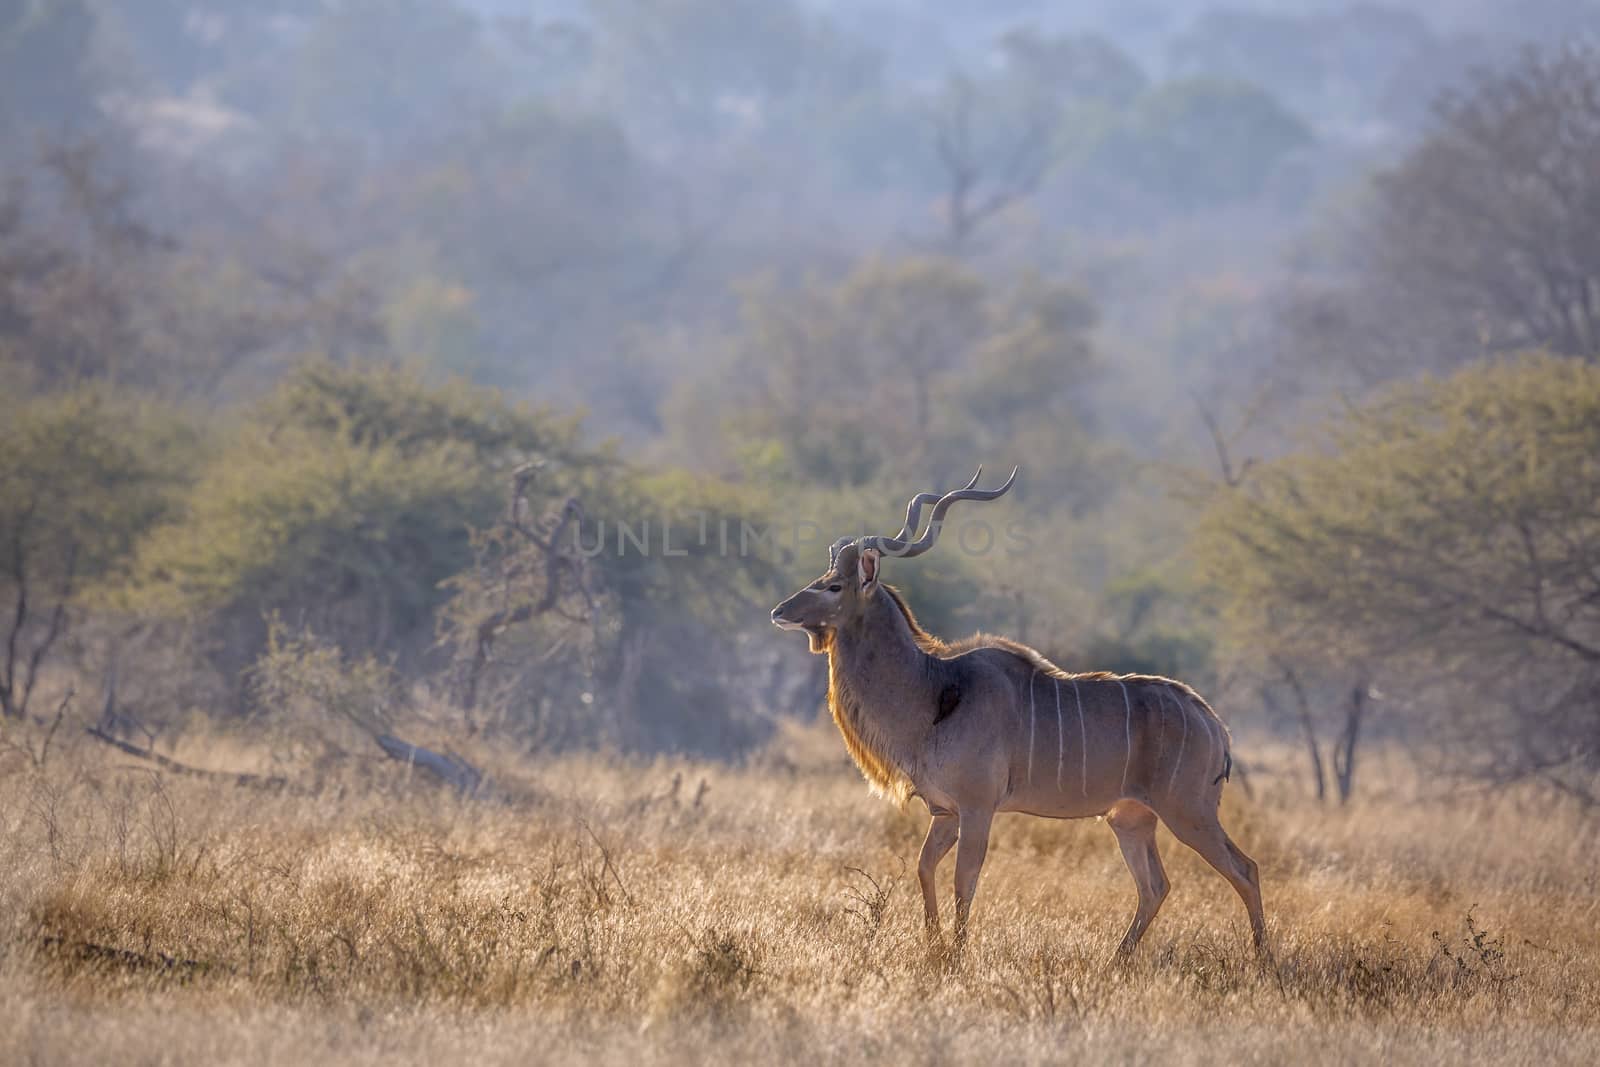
left=1027, top=672, right=1036, bottom=785
left=1163, top=688, right=1188, bottom=796
left=1153, top=687, right=1168, bottom=774
left=1053, top=678, right=1064, bottom=791
left=1071, top=678, right=1087, bottom=796
left=1118, top=679, right=1133, bottom=795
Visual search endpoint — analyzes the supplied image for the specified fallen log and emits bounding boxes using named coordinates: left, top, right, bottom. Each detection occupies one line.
left=84, top=727, right=290, bottom=791
left=373, top=732, right=483, bottom=794
left=86, top=722, right=483, bottom=798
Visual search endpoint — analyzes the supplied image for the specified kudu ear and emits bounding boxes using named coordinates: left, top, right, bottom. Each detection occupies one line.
left=857, top=546, right=880, bottom=590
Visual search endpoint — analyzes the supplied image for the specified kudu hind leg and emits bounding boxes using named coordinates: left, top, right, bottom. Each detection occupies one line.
left=917, top=812, right=959, bottom=936
left=1163, top=811, right=1266, bottom=951
left=1223, top=836, right=1266, bottom=949
left=1107, top=802, right=1169, bottom=957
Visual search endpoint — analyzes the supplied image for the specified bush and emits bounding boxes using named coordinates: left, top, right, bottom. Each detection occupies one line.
left=0, top=385, right=199, bottom=717
left=135, top=361, right=584, bottom=690
left=132, top=360, right=790, bottom=756
left=1195, top=352, right=1600, bottom=794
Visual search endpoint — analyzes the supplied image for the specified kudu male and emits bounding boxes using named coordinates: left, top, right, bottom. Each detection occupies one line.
left=771, top=469, right=1266, bottom=955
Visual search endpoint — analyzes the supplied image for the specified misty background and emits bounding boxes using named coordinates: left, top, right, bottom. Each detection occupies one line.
left=4, top=0, right=1599, bottom=805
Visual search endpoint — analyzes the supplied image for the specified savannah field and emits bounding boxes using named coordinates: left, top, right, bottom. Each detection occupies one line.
left=8, top=4, right=1600, bottom=1066
left=2, top=723, right=1597, bottom=1067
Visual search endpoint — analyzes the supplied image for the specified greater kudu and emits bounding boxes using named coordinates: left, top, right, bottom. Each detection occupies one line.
left=770, top=469, right=1266, bottom=955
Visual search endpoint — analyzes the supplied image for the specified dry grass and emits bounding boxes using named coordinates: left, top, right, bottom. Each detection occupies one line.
left=2, top=724, right=1598, bottom=1065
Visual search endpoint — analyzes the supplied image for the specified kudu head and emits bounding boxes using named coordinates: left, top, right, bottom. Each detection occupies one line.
left=770, top=466, right=1018, bottom=653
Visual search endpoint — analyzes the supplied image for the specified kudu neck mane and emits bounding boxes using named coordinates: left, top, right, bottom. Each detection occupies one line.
left=865, top=584, right=1060, bottom=672
left=822, top=585, right=940, bottom=806
left=828, top=587, right=938, bottom=699
left=874, top=585, right=947, bottom=654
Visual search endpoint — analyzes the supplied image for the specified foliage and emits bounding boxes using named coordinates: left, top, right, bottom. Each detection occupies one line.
left=249, top=617, right=399, bottom=753
left=1196, top=353, right=1600, bottom=790
left=0, top=385, right=199, bottom=717
left=257, top=359, right=587, bottom=466
left=0, top=144, right=157, bottom=387
left=1169, top=6, right=1437, bottom=122
left=362, top=101, right=672, bottom=392
left=1077, top=568, right=1217, bottom=684
left=1284, top=45, right=1600, bottom=383
left=0, top=142, right=361, bottom=397
left=590, top=0, right=879, bottom=140
left=1, top=385, right=196, bottom=592
left=135, top=362, right=575, bottom=677
left=117, top=359, right=785, bottom=753
left=1376, top=43, right=1600, bottom=362
left=394, top=103, right=645, bottom=284
left=284, top=0, right=492, bottom=149
left=998, top=28, right=1148, bottom=108
left=0, top=0, right=104, bottom=146
left=138, top=424, right=491, bottom=647
left=89, top=1, right=318, bottom=94
left=1089, top=78, right=1313, bottom=211
left=672, top=257, right=1104, bottom=506
left=381, top=275, right=482, bottom=378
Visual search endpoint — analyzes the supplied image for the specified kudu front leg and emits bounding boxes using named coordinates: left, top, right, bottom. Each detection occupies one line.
left=918, top=812, right=959, bottom=938
left=952, top=807, right=995, bottom=949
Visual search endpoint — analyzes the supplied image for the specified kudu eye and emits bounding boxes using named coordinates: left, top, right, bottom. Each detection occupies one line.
left=827, top=584, right=842, bottom=593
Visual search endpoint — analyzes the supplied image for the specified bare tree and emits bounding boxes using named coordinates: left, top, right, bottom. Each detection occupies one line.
left=452, top=463, right=594, bottom=720
left=1190, top=390, right=1264, bottom=489
left=1333, top=682, right=1367, bottom=805
left=930, top=75, right=1054, bottom=252
left=1260, top=666, right=1325, bottom=803
left=0, top=504, right=75, bottom=721
left=0, top=391, right=165, bottom=721
left=1282, top=45, right=1600, bottom=383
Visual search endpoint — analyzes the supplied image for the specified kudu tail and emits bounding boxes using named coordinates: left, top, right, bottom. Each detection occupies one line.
left=1212, top=748, right=1232, bottom=786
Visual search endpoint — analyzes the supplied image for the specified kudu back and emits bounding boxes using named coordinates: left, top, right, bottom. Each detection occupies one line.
left=771, top=469, right=1266, bottom=955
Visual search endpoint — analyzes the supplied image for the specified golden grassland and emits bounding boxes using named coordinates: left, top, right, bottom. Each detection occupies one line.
left=2, top=721, right=1598, bottom=1065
